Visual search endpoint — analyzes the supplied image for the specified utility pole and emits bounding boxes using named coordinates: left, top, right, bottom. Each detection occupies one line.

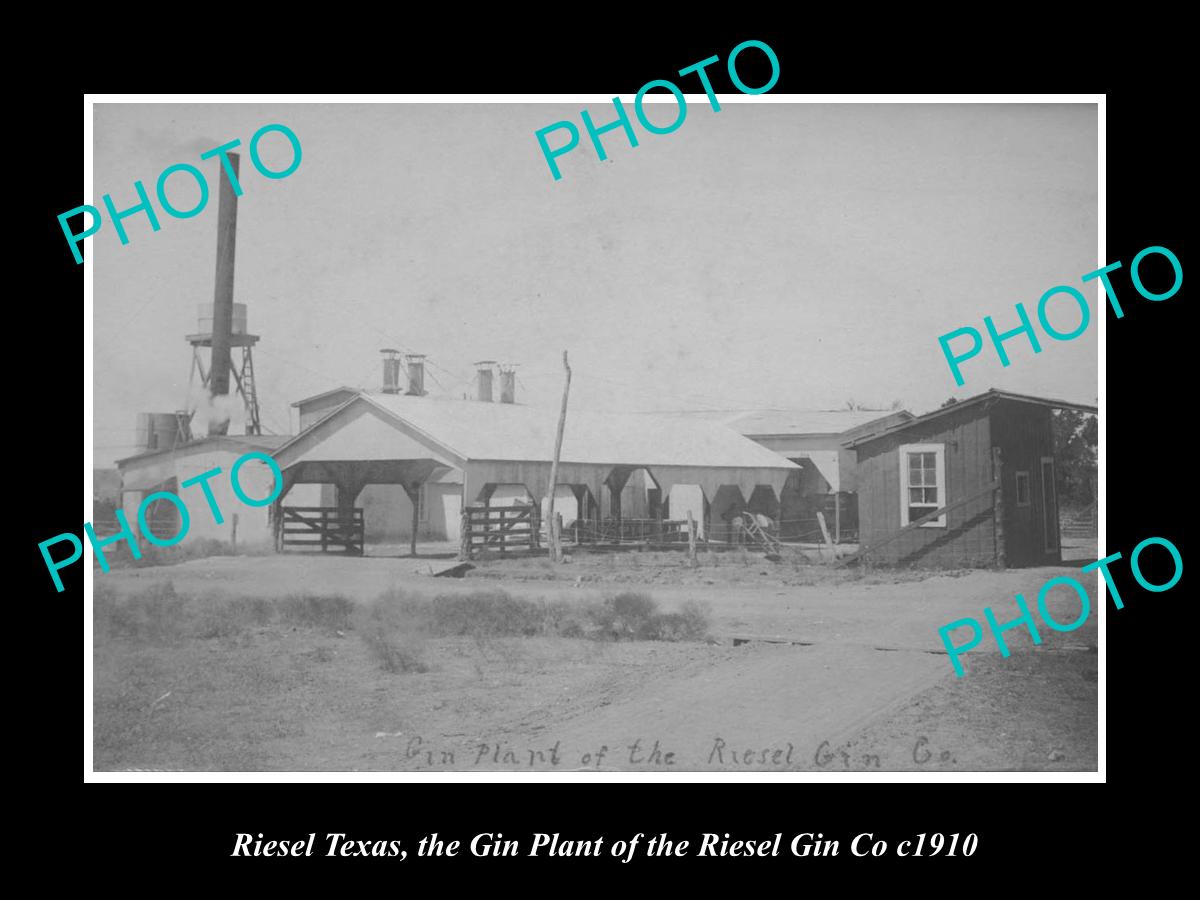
left=547, top=350, right=571, bottom=562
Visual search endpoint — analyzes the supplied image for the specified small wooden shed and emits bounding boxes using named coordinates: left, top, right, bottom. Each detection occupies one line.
left=845, top=390, right=1097, bottom=568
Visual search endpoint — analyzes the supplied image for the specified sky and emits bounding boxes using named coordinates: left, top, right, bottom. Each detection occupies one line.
left=92, top=101, right=1098, bottom=467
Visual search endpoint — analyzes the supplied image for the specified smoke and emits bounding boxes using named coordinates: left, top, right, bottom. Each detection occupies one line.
left=192, top=392, right=241, bottom=435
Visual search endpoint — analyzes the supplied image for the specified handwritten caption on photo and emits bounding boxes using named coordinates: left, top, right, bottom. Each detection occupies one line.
left=387, top=732, right=958, bottom=772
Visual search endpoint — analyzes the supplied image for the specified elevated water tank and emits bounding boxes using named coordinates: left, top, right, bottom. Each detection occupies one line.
left=136, top=412, right=187, bottom=452
left=197, top=302, right=247, bottom=335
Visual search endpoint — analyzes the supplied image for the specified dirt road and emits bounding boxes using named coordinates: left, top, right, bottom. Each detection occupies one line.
left=95, top=550, right=1100, bottom=772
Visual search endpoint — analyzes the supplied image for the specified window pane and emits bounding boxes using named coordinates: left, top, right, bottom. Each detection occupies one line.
left=924, top=487, right=939, bottom=504
left=909, top=488, right=923, bottom=503
left=908, top=506, right=933, bottom=523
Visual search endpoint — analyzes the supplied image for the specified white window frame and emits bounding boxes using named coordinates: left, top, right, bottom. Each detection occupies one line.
left=1015, top=471, right=1031, bottom=508
left=899, top=443, right=947, bottom=528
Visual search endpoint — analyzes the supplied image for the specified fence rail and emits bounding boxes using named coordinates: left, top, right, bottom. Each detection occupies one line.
left=277, top=506, right=364, bottom=555
left=1060, top=508, right=1097, bottom=539
left=463, top=504, right=541, bottom=554
left=570, top=517, right=691, bottom=545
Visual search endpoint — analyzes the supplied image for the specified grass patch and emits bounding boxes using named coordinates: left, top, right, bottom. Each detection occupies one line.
left=96, top=581, right=189, bottom=642
left=95, top=584, right=711, bottom=677
left=276, top=594, right=355, bottom=632
left=102, top=537, right=275, bottom=570
left=356, top=597, right=429, bottom=673
left=96, top=583, right=355, bottom=644
left=354, top=589, right=712, bottom=670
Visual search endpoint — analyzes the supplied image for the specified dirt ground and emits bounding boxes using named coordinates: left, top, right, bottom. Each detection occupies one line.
left=93, top=542, right=1099, bottom=773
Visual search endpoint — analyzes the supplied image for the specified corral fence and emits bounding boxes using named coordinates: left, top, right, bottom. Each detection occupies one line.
left=1060, top=507, right=1097, bottom=539
left=276, top=506, right=365, bottom=555
left=462, top=504, right=541, bottom=556
left=569, top=517, right=691, bottom=546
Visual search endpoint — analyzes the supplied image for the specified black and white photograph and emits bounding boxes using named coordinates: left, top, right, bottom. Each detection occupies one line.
left=85, top=97, right=1100, bottom=774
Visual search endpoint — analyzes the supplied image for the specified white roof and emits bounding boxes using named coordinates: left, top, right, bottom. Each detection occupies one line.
left=363, top=393, right=797, bottom=470
left=661, top=408, right=910, bottom=436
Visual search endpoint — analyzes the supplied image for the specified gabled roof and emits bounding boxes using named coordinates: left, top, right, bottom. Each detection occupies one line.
left=116, top=433, right=293, bottom=467
left=844, top=389, right=1097, bottom=448
left=290, top=386, right=358, bottom=408
left=660, top=408, right=913, bottom=437
left=275, top=392, right=798, bottom=471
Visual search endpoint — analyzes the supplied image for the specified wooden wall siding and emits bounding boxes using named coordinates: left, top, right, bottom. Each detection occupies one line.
left=989, top=400, right=1060, bottom=566
left=855, top=403, right=996, bottom=567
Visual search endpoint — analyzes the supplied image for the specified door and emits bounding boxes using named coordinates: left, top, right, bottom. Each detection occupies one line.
left=1040, top=456, right=1059, bottom=554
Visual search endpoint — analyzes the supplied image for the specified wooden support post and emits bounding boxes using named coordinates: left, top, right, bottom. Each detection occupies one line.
left=459, top=510, right=471, bottom=561
left=992, top=446, right=1006, bottom=569
left=271, top=501, right=282, bottom=553
left=547, top=351, right=572, bottom=562
left=687, top=510, right=698, bottom=566
left=404, top=484, right=420, bottom=557
left=231, top=513, right=238, bottom=553
left=834, top=492, right=841, bottom=544
left=816, top=511, right=835, bottom=563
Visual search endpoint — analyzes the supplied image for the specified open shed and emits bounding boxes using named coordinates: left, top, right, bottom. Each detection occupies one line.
left=270, top=392, right=800, bottom=555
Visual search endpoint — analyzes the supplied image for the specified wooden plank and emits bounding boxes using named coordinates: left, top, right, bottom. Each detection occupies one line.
left=992, top=445, right=1006, bottom=568
left=836, top=479, right=1000, bottom=568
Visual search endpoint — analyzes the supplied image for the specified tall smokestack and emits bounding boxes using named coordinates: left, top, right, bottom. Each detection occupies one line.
left=499, top=366, right=516, bottom=404
left=405, top=354, right=426, bottom=396
left=208, top=152, right=239, bottom=436
left=381, top=348, right=402, bottom=394
left=475, top=361, right=496, bottom=402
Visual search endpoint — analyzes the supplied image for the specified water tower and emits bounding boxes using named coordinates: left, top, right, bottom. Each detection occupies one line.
left=183, top=151, right=262, bottom=436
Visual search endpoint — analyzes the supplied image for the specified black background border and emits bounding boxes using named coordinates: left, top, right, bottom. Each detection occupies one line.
left=30, top=29, right=1186, bottom=881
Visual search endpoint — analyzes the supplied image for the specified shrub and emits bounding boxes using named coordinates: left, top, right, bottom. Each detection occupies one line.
left=102, top=582, right=189, bottom=642
left=276, top=594, right=355, bottom=632
left=541, top=598, right=590, bottom=638
left=590, top=592, right=659, bottom=640
left=360, top=624, right=428, bottom=673
left=192, top=604, right=246, bottom=640
left=93, top=581, right=119, bottom=639
left=356, top=596, right=428, bottom=673
left=227, top=596, right=274, bottom=626
left=675, top=599, right=712, bottom=641
left=430, top=590, right=544, bottom=638
left=586, top=593, right=710, bottom=642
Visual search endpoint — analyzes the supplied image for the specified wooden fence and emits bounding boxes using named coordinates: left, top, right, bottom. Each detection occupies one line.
left=571, top=517, right=690, bottom=545
left=1061, top=508, right=1097, bottom=539
left=276, top=506, right=364, bottom=555
left=462, top=504, right=541, bottom=556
